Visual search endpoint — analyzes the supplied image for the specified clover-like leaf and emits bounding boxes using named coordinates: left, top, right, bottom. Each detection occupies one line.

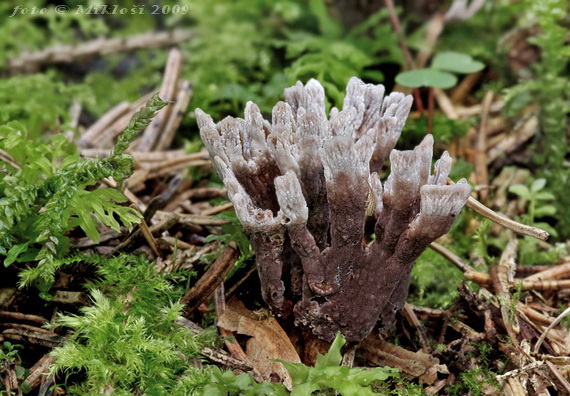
left=432, top=52, right=485, bottom=74
left=395, top=69, right=457, bottom=89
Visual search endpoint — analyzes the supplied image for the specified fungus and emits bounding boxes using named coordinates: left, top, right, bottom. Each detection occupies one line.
left=197, top=77, right=471, bottom=343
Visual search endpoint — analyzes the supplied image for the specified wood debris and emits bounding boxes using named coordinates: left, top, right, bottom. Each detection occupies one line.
left=8, top=29, right=194, bottom=74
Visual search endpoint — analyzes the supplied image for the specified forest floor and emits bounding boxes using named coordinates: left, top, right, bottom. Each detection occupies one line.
left=1, top=2, right=570, bottom=395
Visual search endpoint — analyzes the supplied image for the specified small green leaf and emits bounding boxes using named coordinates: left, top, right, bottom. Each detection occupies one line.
left=432, top=52, right=485, bottom=74
left=4, top=242, right=30, bottom=267
left=348, top=366, right=399, bottom=383
left=535, top=205, right=557, bottom=217
left=508, top=185, right=532, bottom=200
left=277, top=360, right=310, bottom=385
left=535, top=191, right=555, bottom=200
left=315, top=331, right=345, bottom=369
left=395, top=69, right=457, bottom=89
left=290, top=382, right=321, bottom=396
left=78, top=211, right=100, bottom=243
left=530, top=178, right=546, bottom=193
left=14, top=365, right=25, bottom=378
left=91, top=188, right=128, bottom=202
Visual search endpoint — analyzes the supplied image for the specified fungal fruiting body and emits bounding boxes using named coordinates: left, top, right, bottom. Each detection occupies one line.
left=197, top=78, right=471, bottom=343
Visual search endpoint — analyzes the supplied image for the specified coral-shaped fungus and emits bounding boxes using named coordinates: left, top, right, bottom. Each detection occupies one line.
left=197, top=78, right=471, bottom=343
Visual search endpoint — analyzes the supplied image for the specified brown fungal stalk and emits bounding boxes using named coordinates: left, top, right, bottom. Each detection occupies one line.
left=197, top=77, right=471, bottom=343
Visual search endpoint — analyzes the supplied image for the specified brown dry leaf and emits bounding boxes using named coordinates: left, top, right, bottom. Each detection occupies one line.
left=217, top=298, right=301, bottom=389
left=360, top=336, right=448, bottom=384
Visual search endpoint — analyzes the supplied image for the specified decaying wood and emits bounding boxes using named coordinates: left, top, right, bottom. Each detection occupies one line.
left=146, top=158, right=210, bottom=179
left=487, top=116, right=538, bottom=164
left=0, top=312, right=47, bottom=325
left=474, top=91, right=494, bottom=204
left=114, top=213, right=180, bottom=252
left=434, top=88, right=459, bottom=120
left=524, top=262, right=570, bottom=282
left=159, top=211, right=229, bottom=226
left=143, top=174, right=184, bottom=222
left=24, top=354, right=56, bottom=392
left=463, top=270, right=570, bottom=291
left=450, top=70, right=482, bottom=104
left=402, top=303, right=431, bottom=353
left=180, top=242, right=239, bottom=315
left=129, top=204, right=160, bottom=257
left=455, top=100, right=504, bottom=118
left=0, top=360, right=21, bottom=396
left=79, top=102, right=131, bottom=148
left=202, top=202, right=234, bottom=216
left=200, top=346, right=255, bottom=372
left=360, top=335, right=448, bottom=384
left=384, top=0, right=425, bottom=112
left=491, top=167, right=529, bottom=210
left=430, top=242, right=474, bottom=272
left=503, top=377, right=527, bottom=396
left=80, top=148, right=187, bottom=160
left=457, top=283, right=500, bottom=340
left=79, top=91, right=156, bottom=149
left=179, top=316, right=260, bottom=373
left=409, top=305, right=447, bottom=320
left=535, top=306, right=570, bottom=354
left=137, top=48, right=183, bottom=151
left=545, top=360, right=570, bottom=394
left=8, top=29, right=194, bottom=74
left=225, top=266, right=257, bottom=299
left=341, top=345, right=357, bottom=368
left=494, top=233, right=521, bottom=341
left=75, top=229, right=123, bottom=248
left=155, top=80, right=193, bottom=151
left=2, top=329, right=64, bottom=348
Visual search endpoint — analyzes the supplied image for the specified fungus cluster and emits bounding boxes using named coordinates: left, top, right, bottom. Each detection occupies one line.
left=197, top=78, right=471, bottom=343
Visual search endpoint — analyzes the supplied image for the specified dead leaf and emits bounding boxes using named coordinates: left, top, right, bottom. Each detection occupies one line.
left=218, top=298, right=301, bottom=389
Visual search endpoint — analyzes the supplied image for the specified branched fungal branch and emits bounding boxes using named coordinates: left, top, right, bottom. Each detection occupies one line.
left=197, top=78, right=471, bottom=343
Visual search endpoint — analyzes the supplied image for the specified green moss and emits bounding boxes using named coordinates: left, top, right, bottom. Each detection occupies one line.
left=49, top=254, right=214, bottom=395
left=0, top=94, right=167, bottom=288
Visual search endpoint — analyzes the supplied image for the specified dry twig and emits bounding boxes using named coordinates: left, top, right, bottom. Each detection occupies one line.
left=450, top=178, right=549, bottom=240
left=8, top=29, right=194, bottom=73
left=474, top=91, right=494, bottom=204
left=137, top=48, right=183, bottom=151
left=180, top=242, right=239, bottom=315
